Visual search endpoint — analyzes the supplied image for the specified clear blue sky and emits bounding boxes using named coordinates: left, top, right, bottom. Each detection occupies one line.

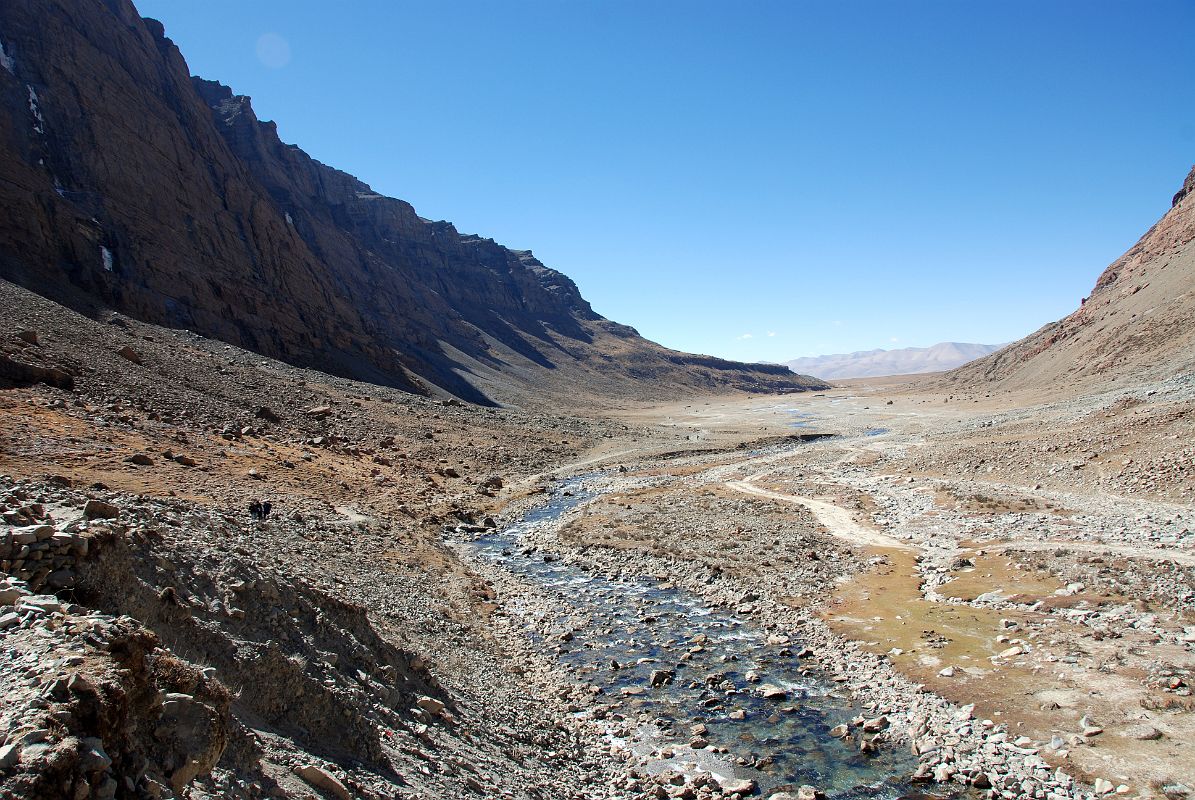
left=137, top=0, right=1195, bottom=362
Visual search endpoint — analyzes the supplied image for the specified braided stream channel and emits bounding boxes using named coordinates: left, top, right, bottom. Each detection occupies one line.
left=465, top=477, right=967, bottom=799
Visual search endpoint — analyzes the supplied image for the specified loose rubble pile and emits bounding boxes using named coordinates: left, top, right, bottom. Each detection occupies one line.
left=3, top=277, right=1195, bottom=800
left=0, top=582, right=230, bottom=800
left=0, top=500, right=90, bottom=594
left=0, top=474, right=642, bottom=799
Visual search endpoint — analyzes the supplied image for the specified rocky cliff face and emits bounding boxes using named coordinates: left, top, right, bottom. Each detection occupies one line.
left=0, top=0, right=824, bottom=404
left=942, top=164, right=1195, bottom=394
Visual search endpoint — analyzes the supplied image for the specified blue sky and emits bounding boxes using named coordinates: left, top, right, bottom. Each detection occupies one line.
left=137, top=0, right=1195, bottom=362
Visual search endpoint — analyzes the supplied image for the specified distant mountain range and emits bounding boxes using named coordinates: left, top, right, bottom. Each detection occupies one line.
left=784, top=342, right=1002, bottom=380
left=792, top=162, right=1195, bottom=391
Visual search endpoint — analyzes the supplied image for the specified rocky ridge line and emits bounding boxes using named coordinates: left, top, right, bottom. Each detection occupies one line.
left=0, top=0, right=824, bottom=407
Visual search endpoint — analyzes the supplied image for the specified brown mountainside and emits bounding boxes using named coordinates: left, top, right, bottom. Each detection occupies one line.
left=0, top=0, right=823, bottom=405
left=942, top=165, right=1195, bottom=394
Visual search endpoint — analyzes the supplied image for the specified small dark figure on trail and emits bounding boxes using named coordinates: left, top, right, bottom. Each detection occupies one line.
left=248, top=500, right=263, bottom=520
left=262, top=501, right=272, bottom=519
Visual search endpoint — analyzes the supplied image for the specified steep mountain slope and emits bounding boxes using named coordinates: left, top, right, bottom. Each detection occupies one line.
left=943, top=165, right=1195, bottom=393
left=785, top=342, right=1001, bottom=380
left=0, top=0, right=823, bottom=406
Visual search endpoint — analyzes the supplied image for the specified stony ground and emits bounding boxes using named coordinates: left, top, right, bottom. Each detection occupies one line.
left=522, top=381, right=1194, bottom=800
left=2, top=281, right=1193, bottom=800
left=0, top=284, right=645, bottom=800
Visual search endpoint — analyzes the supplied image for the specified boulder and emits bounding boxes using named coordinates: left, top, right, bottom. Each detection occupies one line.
left=650, top=669, right=675, bottom=688
left=11, top=525, right=52, bottom=544
left=155, top=693, right=226, bottom=792
left=116, top=345, right=144, bottom=364
left=78, top=738, right=112, bottom=771
left=0, top=354, right=74, bottom=390
left=1127, top=724, right=1163, bottom=741
left=718, top=778, right=756, bottom=795
left=0, top=743, right=18, bottom=770
left=1080, top=714, right=1103, bottom=737
left=293, top=765, right=352, bottom=800
left=22, top=596, right=63, bottom=613
left=861, top=715, right=889, bottom=733
left=415, top=695, right=445, bottom=715
left=84, top=499, right=119, bottom=519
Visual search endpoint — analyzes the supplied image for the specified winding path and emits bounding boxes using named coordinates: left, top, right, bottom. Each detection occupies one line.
left=724, top=479, right=910, bottom=550
left=980, top=538, right=1195, bottom=566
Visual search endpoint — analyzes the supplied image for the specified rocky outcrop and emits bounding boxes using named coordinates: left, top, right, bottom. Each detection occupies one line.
left=1, top=328, right=76, bottom=390
left=0, top=353, right=74, bottom=390
left=0, top=0, right=825, bottom=405
left=0, top=588, right=231, bottom=800
left=0, top=462, right=627, bottom=799
left=1173, top=165, right=1195, bottom=207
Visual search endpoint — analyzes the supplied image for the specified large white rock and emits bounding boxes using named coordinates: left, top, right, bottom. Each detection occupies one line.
left=294, top=764, right=352, bottom=800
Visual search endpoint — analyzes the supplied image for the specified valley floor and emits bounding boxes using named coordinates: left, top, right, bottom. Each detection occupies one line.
left=1, top=283, right=1192, bottom=800
left=555, top=381, right=1194, bottom=799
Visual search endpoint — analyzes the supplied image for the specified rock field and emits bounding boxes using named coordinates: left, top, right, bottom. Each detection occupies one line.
left=2, top=280, right=1193, bottom=800
left=1, top=2, right=1192, bottom=796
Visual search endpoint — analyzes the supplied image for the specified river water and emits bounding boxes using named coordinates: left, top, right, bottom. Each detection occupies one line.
left=466, top=478, right=963, bottom=799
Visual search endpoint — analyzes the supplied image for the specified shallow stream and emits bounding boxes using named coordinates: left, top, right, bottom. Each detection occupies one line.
left=467, top=478, right=964, bottom=799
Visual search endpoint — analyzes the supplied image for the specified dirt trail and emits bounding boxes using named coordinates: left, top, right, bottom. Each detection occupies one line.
left=545, top=447, right=641, bottom=476
left=981, top=538, right=1195, bottom=566
left=604, top=386, right=1195, bottom=799
left=724, top=479, right=910, bottom=550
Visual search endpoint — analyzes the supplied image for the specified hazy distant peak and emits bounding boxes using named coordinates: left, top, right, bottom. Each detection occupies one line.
left=784, top=342, right=1001, bottom=380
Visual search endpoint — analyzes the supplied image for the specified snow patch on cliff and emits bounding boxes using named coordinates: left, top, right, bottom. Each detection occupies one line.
left=27, top=85, right=44, bottom=133
left=0, top=37, right=15, bottom=74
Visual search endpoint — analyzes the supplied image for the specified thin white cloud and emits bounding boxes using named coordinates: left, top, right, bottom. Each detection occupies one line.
left=889, top=336, right=900, bottom=343
left=766, top=331, right=776, bottom=337
left=736, top=333, right=754, bottom=340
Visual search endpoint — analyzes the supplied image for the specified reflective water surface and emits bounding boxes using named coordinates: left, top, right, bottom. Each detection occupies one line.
left=467, top=480, right=966, bottom=799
